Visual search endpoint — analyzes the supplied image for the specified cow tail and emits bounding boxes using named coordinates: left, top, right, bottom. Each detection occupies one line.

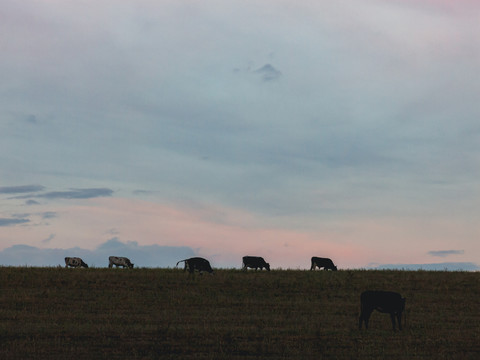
left=176, top=260, right=186, bottom=268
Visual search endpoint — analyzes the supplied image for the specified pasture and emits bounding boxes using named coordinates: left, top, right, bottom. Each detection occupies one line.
left=0, top=267, right=478, bottom=359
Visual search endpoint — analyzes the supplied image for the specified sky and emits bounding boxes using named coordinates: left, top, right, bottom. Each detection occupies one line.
left=1, top=0, right=479, bottom=270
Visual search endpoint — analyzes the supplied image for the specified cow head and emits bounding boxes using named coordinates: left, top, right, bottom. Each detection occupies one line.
left=265, top=263, right=271, bottom=271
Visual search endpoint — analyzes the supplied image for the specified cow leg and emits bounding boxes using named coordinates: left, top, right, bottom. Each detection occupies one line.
left=390, top=313, right=397, bottom=331
left=358, top=314, right=366, bottom=330
left=364, top=312, right=371, bottom=329
left=397, top=313, right=403, bottom=330
left=359, top=309, right=372, bottom=330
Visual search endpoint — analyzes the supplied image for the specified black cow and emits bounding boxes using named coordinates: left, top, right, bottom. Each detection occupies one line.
left=108, top=256, right=134, bottom=268
left=176, top=257, right=214, bottom=274
left=65, top=257, right=88, bottom=268
left=359, top=290, right=406, bottom=331
left=242, top=256, right=270, bottom=271
left=310, top=257, right=337, bottom=271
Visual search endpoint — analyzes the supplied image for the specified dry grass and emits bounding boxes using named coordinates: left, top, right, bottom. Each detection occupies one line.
left=0, top=267, right=479, bottom=359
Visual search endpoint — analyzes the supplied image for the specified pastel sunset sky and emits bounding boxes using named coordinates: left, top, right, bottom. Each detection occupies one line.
left=1, top=0, right=479, bottom=269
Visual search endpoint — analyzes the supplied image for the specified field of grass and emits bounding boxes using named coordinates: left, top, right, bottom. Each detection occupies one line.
left=0, top=267, right=479, bottom=359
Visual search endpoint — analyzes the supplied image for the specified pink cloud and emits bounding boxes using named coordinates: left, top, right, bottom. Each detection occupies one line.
left=24, top=197, right=359, bottom=269
left=2, top=196, right=477, bottom=269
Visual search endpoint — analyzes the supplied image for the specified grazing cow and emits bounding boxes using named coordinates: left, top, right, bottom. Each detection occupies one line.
left=242, top=256, right=270, bottom=271
left=108, top=256, right=134, bottom=268
left=65, top=257, right=88, bottom=268
left=310, top=257, right=337, bottom=271
left=359, top=290, right=406, bottom=331
left=176, top=257, right=214, bottom=274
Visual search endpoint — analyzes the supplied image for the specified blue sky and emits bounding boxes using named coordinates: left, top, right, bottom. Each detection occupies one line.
left=1, top=0, right=479, bottom=269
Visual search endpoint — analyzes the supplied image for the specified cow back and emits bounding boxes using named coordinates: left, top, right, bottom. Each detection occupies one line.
left=361, top=291, right=405, bottom=313
left=188, top=257, right=213, bottom=273
left=65, top=257, right=87, bottom=268
left=311, top=257, right=337, bottom=270
left=243, top=256, right=270, bottom=270
left=109, top=256, right=134, bottom=268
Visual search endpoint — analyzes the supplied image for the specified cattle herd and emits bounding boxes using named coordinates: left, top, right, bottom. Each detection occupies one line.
left=65, top=256, right=133, bottom=269
left=65, top=255, right=334, bottom=273
left=64, top=255, right=406, bottom=331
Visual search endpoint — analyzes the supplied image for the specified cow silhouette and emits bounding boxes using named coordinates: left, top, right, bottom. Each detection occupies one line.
left=176, top=257, right=214, bottom=275
left=108, top=256, right=134, bottom=268
left=310, top=257, right=337, bottom=271
left=359, top=290, right=406, bottom=331
left=242, top=256, right=270, bottom=271
left=65, top=257, right=88, bottom=268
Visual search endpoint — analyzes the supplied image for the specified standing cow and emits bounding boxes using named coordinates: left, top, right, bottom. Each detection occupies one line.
left=310, top=257, right=337, bottom=271
left=65, top=257, right=88, bottom=268
left=242, top=256, right=270, bottom=271
left=359, top=290, right=406, bottom=331
left=108, top=256, right=134, bottom=268
left=176, top=257, right=214, bottom=274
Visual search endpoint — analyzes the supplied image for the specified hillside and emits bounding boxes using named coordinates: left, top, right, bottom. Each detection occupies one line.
left=0, top=268, right=478, bottom=359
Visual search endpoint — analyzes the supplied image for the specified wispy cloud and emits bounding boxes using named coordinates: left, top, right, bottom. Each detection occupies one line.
left=9, top=188, right=114, bottom=201
left=132, top=190, right=156, bottom=196
left=0, top=185, right=45, bottom=194
left=25, top=114, right=38, bottom=124
left=41, top=234, right=55, bottom=244
left=428, top=250, right=464, bottom=257
left=38, top=188, right=114, bottom=200
left=254, top=64, right=282, bottom=81
left=0, top=218, right=30, bottom=226
left=41, top=212, right=57, bottom=219
left=375, top=262, right=479, bottom=271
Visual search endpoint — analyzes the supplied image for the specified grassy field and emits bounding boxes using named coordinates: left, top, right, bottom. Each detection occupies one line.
left=0, top=267, right=478, bottom=359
